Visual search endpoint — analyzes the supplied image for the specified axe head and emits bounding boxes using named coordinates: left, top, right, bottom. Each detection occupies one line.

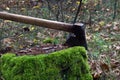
left=64, top=23, right=88, bottom=50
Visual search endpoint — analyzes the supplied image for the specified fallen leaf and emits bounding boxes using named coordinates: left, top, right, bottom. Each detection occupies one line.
left=113, top=26, right=119, bottom=31
left=100, top=61, right=109, bottom=71
left=99, top=21, right=105, bottom=26
left=93, top=71, right=101, bottom=79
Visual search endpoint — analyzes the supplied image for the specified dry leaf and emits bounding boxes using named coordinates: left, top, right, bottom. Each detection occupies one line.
left=113, top=26, right=119, bottom=31
left=100, top=61, right=109, bottom=71
left=93, top=71, right=101, bottom=79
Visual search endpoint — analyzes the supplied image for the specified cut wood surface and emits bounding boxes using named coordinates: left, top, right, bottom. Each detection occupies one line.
left=0, top=12, right=73, bottom=32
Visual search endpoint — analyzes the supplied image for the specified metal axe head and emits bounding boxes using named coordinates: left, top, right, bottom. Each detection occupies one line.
left=65, top=23, right=88, bottom=50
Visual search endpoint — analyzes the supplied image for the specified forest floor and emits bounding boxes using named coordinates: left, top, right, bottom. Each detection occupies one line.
left=0, top=20, right=120, bottom=80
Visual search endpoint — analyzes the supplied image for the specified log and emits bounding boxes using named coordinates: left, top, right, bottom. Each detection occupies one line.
left=0, top=12, right=73, bottom=33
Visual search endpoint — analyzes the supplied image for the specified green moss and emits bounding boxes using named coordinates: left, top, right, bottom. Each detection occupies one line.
left=0, top=46, right=93, bottom=80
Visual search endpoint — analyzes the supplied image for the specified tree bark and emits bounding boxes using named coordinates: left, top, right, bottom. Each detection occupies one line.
left=0, top=12, right=73, bottom=33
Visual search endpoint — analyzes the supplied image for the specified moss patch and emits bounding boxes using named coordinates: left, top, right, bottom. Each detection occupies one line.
left=0, top=46, right=93, bottom=80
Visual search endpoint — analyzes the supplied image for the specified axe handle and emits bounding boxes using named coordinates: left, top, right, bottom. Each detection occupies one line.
left=0, top=12, right=73, bottom=32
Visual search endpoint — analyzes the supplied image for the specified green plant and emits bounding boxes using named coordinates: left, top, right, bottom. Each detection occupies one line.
left=43, top=37, right=54, bottom=44
left=88, top=33, right=110, bottom=59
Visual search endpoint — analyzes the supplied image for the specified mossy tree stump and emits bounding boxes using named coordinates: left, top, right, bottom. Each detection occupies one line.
left=0, top=46, right=93, bottom=80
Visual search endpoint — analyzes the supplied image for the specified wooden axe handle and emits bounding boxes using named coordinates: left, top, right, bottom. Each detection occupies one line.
left=0, top=12, right=73, bottom=33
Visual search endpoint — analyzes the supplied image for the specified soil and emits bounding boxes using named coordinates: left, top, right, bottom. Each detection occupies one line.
left=0, top=44, right=68, bottom=56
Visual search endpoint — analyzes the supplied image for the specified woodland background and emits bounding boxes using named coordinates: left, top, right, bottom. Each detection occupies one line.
left=0, top=0, right=120, bottom=80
